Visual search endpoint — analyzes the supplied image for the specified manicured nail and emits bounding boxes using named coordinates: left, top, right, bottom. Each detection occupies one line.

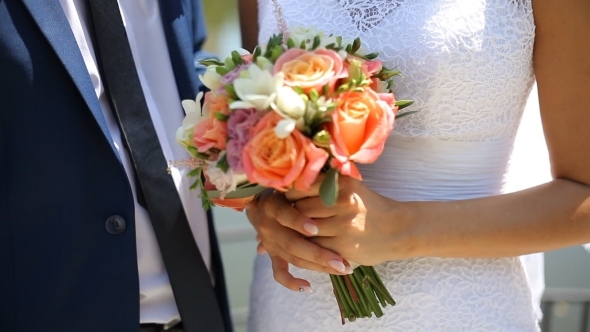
left=328, top=259, right=347, bottom=273
left=299, top=286, right=313, bottom=293
left=344, top=266, right=354, bottom=274
left=303, top=222, right=318, bottom=235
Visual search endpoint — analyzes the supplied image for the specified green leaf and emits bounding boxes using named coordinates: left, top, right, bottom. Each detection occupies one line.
left=351, top=37, right=361, bottom=54
left=319, top=167, right=338, bottom=207
left=270, top=46, right=284, bottom=62
left=311, top=35, right=321, bottom=50
left=189, top=179, right=200, bottom=191
left=187, top=167, right=202, bottom=177
left=395, top=110, right=419, bottom=120
left=300, top=40, right=307, bottom=49
left=224, top=57, right=236, bottom=70
left=253, top=46, right=262, bottom=61
left=214, top=112, right=229, bottom=121
left=225, top=84, right=238, bottom=100
left=292, top=86, right=305, bottom=94
left=394, top=99, right=414, bottom=110
left=378, top=69, right=401, bottom=80
left=215, top=66, right=229, bottom=76
left=187, top=146, right=209, bottom=160
left=231, top=51, right=244, bottom=66
left=364, top=52, right=379, bottom=60
left=345, top=44, right=352, bottom=54
left=287, top=37, right=295, bottom=49
left=206, top=184, right=266, bottom=199
left=216, top=154, right=230, bottom=173
left=199, top=58, right=225, bottom=66
left=309, top=88, right=320, bottom=102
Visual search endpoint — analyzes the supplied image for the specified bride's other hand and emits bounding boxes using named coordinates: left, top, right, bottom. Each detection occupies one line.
left=245, top=189, right=353, bottom=292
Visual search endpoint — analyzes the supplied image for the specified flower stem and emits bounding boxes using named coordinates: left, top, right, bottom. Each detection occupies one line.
left=329, top=265, right=395, bottom=324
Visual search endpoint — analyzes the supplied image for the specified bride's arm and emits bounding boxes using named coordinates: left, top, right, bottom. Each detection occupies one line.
left=404, top=0, right=590, bottom=258
left=239, top=0, right=259, bottom=52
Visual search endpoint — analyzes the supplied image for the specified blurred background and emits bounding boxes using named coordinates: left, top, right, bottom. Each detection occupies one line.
left=200, top=1, right=590, bottom=331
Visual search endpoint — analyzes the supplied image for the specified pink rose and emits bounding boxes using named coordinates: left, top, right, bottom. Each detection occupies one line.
left=273, top=48, right=346, bottom=93
left=242, top=112, right=329, bottom=191
left=328, top=89, right=397, bottom=179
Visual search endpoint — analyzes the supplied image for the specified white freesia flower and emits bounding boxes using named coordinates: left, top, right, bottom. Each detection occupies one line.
left=230, top=65, right=284, bottom=111
left=205, top=156, right=248, bottom=195
left=176, top=92, right=205, bottom=147
left=274, top=118, right=297, bottom=139
left=199, top=66, right=222, bottom=91
left=273, top=86, right=306, bottom=118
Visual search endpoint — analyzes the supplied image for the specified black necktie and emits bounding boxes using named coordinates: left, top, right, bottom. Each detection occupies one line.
left=85, top=1, right=227, bottom=331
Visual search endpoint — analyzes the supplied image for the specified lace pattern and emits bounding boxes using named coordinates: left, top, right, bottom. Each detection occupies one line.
left=258, top=0, right=536, bottom=141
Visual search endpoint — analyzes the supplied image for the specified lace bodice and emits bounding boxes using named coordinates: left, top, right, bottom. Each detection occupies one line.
left=258, top=0, right=536, bottom=141
left=249, top=1, right=540, bottom=331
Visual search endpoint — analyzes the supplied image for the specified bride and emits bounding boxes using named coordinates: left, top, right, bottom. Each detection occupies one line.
left=240, top=0, right=590, bottom=331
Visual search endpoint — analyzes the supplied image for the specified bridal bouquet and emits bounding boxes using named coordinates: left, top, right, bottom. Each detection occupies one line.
left=174, top=28, right=413, bottom=324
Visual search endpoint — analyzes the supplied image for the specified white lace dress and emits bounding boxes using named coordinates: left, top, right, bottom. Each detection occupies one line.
left=248, top=0, right=540, bottom=330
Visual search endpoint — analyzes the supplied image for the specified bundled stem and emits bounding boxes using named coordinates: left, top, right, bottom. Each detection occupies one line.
left=330, top=266, right=396, bottom=324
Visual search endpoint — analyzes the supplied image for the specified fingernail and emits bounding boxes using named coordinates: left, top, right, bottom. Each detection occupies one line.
left=328, top=259, right=347, bottom=273
left=344, top=266, right=354, bottom=274
left=299, top=286, right=313, bottom=293
left=303, top=222, right=318, bottom=235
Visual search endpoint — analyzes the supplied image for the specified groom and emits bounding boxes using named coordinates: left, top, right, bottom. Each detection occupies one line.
left=0, top=1, right=232, bottom=331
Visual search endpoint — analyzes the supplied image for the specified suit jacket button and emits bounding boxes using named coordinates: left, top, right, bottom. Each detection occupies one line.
left=105, top=215, right=126, bottom=235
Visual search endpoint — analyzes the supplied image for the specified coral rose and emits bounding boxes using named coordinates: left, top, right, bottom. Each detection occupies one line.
left=193, top=117, right=227, bottom=153
left=273, top=48, right=346, bottom=93
left=242, top=112, right=329, bottom=191
left=328, top=89, right=397, bottom=179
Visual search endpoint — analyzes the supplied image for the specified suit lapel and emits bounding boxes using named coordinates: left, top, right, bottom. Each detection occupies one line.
left=21, top=0, right=118, bottom=156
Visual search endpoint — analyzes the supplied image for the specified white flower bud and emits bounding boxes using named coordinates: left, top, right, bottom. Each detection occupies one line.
left=274, top=118, right=297, bottom=139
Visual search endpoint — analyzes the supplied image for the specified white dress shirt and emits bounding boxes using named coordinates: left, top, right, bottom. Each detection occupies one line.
left=58, top=0, right=211, bottom=325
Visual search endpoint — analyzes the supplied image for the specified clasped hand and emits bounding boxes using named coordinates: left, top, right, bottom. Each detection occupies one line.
left=246, top=175, right=412, bottom=291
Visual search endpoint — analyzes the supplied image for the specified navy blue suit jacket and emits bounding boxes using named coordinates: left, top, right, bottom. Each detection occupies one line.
left=0, top=1, right=232, bottom=331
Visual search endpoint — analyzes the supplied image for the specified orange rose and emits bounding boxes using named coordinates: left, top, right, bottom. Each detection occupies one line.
left=273, top=48, right=346, bottom=93
left=328, top=89, right=397, bottom=179
left=242, top=112, right=329, bottom=191
left=204, top=90, right=230, bottom=116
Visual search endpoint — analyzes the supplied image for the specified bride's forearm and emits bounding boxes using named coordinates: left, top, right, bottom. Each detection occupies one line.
left=399, top=179, right=590, bottom=258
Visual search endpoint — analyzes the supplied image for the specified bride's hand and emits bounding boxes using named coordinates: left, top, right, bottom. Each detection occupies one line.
left=245, top=188, right=353, bottom=292
left=286, top=175, right=419, bottom=266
